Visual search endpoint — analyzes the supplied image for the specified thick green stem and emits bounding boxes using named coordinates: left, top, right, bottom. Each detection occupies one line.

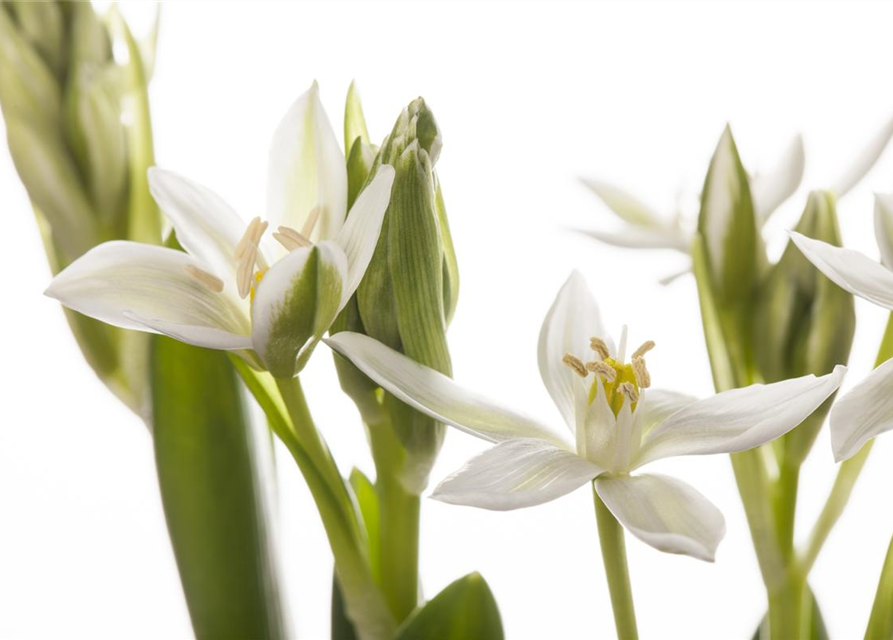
left=367, top=417, right=421, bottom=623
left=768, top=569, right=808, bottom=640
left=593, top=485, right=638, bottom=640
left=775, top=459, right=800, bottom=561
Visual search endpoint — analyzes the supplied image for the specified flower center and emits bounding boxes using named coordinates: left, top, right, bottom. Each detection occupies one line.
left=562, top=334, right=654, bottom=416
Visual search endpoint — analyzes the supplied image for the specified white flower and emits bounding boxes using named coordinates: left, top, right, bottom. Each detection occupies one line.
left=45, top=82, right=395, bottom=378
left=326, top=272, right=845, bottom=561
left=791, top=193, right=893, bottom=461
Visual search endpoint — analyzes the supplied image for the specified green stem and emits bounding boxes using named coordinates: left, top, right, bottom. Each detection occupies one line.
left=367, top=417, right=421, bottom=623
left=232, top=361, right=394, bottom=640
left=593, top=484, right=638, bottom=640
left=775, top=459, right=800, bottom=561
left=767, top=569, right=808, bottom=640
left=800, top=440, right=873, bottom=575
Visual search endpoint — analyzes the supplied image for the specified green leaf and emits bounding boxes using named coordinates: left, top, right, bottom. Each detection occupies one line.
left=865, top=533, right=893, bottom=640
left=152, top=336, right=288, bottom=640
left=394, top=573, right=504, bottom=640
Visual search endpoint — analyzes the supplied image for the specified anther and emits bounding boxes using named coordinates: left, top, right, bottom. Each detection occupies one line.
left=237, top=244, right=258, bottom=299
left=184, top=265, right=224, bottom=293
left=275, top=225, right=313, bottom=251
left=586, top=360, right=617, bottom=382
left=301, top=206, right=321, bottom=238
left=632, top=340, right=655, bottom=360
left=632, top=357, right=651, bottom=388
left=619, top=382, right=639, bottom=404
left=590, top=337, right=610, bottom=361
left=235, top=217, right=262, bottom=261
left=562, top=353, right=588, bottom=378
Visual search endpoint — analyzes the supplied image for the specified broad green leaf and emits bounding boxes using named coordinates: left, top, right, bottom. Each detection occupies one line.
left=394, top=573, right=504, bottom=640
left=152, top=336, right=288, bottom=640
left=865, top=533, right=893, bottom=640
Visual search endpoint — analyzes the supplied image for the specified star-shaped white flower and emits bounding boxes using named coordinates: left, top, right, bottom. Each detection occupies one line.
left=45, top=82, right=395, bottom=378
left=791, top=193, right=893, bottom=461
left=326, top=272, right=845, bottom=561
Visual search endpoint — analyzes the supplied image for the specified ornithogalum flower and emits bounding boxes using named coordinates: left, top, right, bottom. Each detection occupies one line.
left=326, top=272, right=845, bottom=561
left=791, top=193, right=893, bottom=461
left=45, top=82, right=395, bottom=378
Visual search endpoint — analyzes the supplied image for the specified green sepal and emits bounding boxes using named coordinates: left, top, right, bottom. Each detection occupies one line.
left=393, top=573, right=505, bottom=640
left=347, top=136, right=378, bottom=210
left=435, top=173, right=460, bottom=326
left=152, top=336, right=288, bottom=640
left=262, top=244, right=346, bottom=378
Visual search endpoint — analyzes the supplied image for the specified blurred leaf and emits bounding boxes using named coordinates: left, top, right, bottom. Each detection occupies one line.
left=394, top=573, right=504, bottom=640
left=152, top=336, right=288, bottom=640
left=865, top=533, right=893, bottom=640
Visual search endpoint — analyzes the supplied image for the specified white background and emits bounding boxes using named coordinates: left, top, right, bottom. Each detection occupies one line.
left=2, top=1, right=893, bottom=638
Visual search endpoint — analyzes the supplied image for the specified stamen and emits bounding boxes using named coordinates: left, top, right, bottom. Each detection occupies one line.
left=184, top=265, right=224, bottom=293
left=632, top=357, right=651, bottom=388
left=619, top=382, right=639, bottom=404
left=301, top=206, right=321, bottom=238
left=235, top=217, right=262, bottom=261
left=275, top=225, right=313, bottom=250
left=586, top=360, right=616, bottom=382
left=237, top=244, right=258, bottom=299
left=562, top=353, right=588, bottom=378
left=632, top=340, right=656, bottom=360
left=590, top=337, right=610, bottom=361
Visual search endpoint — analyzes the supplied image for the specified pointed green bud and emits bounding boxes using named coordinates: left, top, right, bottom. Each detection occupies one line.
left=253, top=243, right=346, bottom=379
left=696, top=125, right=759, bottom=306
left=755, top=191, right=854, bottom=463
left=344, top=80, right=371, bottom=157
left=356, top=98, right=455, bottom=492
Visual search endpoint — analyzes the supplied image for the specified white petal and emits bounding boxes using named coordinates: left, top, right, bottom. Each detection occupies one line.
left=874, top=194, right=893, bottom=270
left=325, top=332, right=568, bottom=446
left=334, top=166, right=395, bottom=306
left=595, top=473, right=726, bottom=562
left=147, top=167, right=248, bottom=284
left=752, top=134, right=805, bottom=223
left=251, top=241, right=347, bottom=377
left=538, top=271, right=611, bottom=432
left=830, top=358, right=893, bottom=462
left=790, top=231, right=893, bottom=311
left=267, top=82, right=347, bottom=245
left=635, top=389, right=698, bottom=437
left=832, top=114, right=893, bottom=199
left=44, top=241, right=252, bottom=349
left=635, top=366, right=846, bottom=466
left=581, top=178, right=664, bottom=228
left=578, top=227, right=690, bottom=253
left=431, top=438, right=602, bottom=510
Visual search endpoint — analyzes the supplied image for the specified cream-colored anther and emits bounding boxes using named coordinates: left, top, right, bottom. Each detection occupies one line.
left=302, top=206, right=321, bottom=238
left=235, top=217, right=262, bottom=261
left=619, top=382, right=639, bottom=404
left=590, top=337, right=610, bottom=360
left=184, top=265, right=225, bottom=293
left=274, top=225, right=313, bottom=252
left=632, top=357, right=651, bottom=388
left=632, top=340, right=655, bottom=360
left=236, top=244, right=258, bottom=299
left=586, top=360, right=617, bottom=382
left=562, top=353, right=588, bottom=378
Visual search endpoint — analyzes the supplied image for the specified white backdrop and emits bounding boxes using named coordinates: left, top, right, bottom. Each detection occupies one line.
left=3, top=2, right=893, bottom=638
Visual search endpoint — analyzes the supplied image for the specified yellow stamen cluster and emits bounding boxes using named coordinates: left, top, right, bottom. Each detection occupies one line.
left=561, top=335, right=655, bottom=416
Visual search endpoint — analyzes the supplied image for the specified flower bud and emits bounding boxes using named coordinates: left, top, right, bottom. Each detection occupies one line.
left=754, top=191, right=854, bottom=462
left=354, top=98, right=457, bottom=492
left=696, top=125, right=760, bottom=307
